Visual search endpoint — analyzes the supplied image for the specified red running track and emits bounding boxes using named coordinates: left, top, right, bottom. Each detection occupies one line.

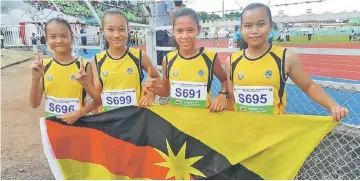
left=138, top=40, right=360, bottom=81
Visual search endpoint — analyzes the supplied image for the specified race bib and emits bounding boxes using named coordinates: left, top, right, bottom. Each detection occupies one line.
left=101, top=89, right=137, bottom=111
left=233, top=86, right=274, bottom=114
left=170, top=80, right=207, bottom=108
left=45, top=96, right=80, bottom=117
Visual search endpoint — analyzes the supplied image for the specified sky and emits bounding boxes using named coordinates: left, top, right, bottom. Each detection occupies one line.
left=185, top=0, right=360, bottom=16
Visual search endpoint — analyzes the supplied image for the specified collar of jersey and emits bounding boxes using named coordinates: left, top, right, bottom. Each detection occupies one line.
left=243, top=45, right=272, bottom=61
left=177, top=47, right=204, bottom=60
left=52, top=57, right=78, bottom=66
left=106, top=47, right=129, bottom=60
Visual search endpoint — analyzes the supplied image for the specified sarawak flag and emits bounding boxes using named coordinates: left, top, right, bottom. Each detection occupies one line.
left=40, top=106, right=337, bottom=180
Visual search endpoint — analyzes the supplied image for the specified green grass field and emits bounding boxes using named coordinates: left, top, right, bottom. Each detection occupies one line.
left=275, top=35, right=358, bottom=44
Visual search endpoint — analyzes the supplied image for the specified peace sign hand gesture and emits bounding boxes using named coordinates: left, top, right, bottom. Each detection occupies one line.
left=74, top=57, right=91, bottom=87
left=30, top=50, right=44, bottom=80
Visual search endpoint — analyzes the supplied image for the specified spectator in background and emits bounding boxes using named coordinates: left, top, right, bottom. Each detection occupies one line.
left=285, top=28, right=290, bottom=41
left=31, top=33, right=38, bottom=54
left=80, top=24, right=88, bottom=54
left=135, top=31, right=139, bottom=45
left=40, top=33, right=47, bottom=55
left=174, top=0, right=183, bottom=10
left=0, top=29, right=4, bottom=49
left=154, top=0, right=176, bottom=65
left=350, top=29, right=355, bottom=41
left=308, top=28, right=313, bottom=41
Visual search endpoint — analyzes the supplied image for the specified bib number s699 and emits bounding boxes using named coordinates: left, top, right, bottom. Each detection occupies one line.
left=101, top=89, right=137, bottom=111
left=233, top=86, right=274, bottom=114
left=45, top=96, right=80, bottom=117
left=170, top=81, right=207, bottom=108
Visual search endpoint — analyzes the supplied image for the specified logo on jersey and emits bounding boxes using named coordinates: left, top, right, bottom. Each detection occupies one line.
left=237, top=72, right=244, bottom=80
left=127, top=68, right=133, bottom=74
left=103, top=71, right=108, bottom=77
left=47, top=75, right=53, bottom=81
left=198, top=70, right=204, bottom=77
left=70, top=75, right=76, bottom=81
left=264, top=70, right=273, bottom=79
left=172, top=70, right=179, bottom=77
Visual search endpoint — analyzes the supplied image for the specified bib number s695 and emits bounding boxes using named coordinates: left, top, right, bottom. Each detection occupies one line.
left=238, top=94, right=268, bottom=104
left=170, top=81, right=207, bottom=108
left=233, top=86, right=274, bottom=114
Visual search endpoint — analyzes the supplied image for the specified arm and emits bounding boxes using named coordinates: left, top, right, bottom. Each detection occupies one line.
left=286, top=50, right=336, bottom=110
left=209, top=55, right=229, bottom=112
left=141, top=51, right=160, bottom=79
left=29, top=76, right=44, bottom=108
left=29, top=53, right=44, bottom=108
left=224, top=56, right=235, bottom=111
left=286, top=50, right=348, bottom=121
left=166, top=0, right=175, bottom=25
left=213, top=55, right=228, bottom=93
left=145, top=56, right=171, bottom=97
left=83, top=62, right=101, bottom=105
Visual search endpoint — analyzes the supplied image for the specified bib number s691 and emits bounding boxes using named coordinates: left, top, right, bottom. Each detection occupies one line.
left=170, top=81, right=207, bottom=108
left=101, top=89, right=137, bottom=111
left=45, top=96, right=80, bottom=117
left=233, top=86, right=274, bottom=114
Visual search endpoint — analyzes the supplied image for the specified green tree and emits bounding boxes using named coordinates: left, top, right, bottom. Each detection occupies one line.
left=198, top=11, right=208, bottom=23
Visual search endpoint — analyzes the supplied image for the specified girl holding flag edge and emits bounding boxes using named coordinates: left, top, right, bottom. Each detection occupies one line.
left=224, top=3, right=348, bottom=121
left=29, top=18, right=101, bottom=124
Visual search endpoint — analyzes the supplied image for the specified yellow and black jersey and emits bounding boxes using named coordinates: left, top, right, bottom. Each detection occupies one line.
left=165, top=47, right=217, bottom=108
left=94, top=47, right=144, bottom=111
left=230, top=45, right=288, bottom=114
left=43, top=57, right=88, bottom=117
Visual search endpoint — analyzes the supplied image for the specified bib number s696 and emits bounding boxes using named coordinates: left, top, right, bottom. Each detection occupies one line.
left=233, top=86, right=274, bottom=114
left=45, top=96, right=80, bottom=117
left=101, top=89, right=137, bottom=111
left=170, top=81, right=207, bottom=108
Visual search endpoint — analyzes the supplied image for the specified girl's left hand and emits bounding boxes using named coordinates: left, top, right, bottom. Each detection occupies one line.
left=209, top=94, right=227, bottom=113
left=330, top=105, right=349, bottom=122
left=57, top=110, right=83, bottom=124
left=138, top=92, right=155, bottom=108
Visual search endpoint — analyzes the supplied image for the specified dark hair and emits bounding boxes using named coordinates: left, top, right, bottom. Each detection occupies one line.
left=173, top=8, right=200, bottom=28
left=174, top=0, right=183, bottom=7
left=44, top=17, right=73, bottom=38
left=102, top=9, right=129, bottom=28
left=241, top=3, right=272, bottom=25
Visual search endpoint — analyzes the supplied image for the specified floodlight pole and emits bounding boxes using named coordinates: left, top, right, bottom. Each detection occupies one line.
left=83, top=0, right=102, bottom=27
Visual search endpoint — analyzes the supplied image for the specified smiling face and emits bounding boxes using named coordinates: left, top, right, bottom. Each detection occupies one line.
left=173, top=15, right=201, bottom=51
left=45, top=22, right=72, bottom=54
left=102, top=14, right=128, bottom=49
left=241, top=7, right=272, bottom=48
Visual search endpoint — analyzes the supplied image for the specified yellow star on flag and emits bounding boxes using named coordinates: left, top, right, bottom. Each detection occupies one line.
left=155, top=139, right=206, bottom=180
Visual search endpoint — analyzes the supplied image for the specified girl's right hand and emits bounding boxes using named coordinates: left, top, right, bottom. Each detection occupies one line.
left=144, top=66, right=158, bottom=93
left=30, top=51, right=44, bottom=79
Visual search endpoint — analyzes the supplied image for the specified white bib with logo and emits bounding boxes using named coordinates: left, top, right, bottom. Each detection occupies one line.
left=233, top=86, right=274, bottom=114
left=170, top=80, right=207, bottom=108
left=45, top=96, right=80, bottom=117
left=101, top=89, right=137, bottom=111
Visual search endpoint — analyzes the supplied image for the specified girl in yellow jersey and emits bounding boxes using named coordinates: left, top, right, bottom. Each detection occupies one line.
left=145, top=8, right=229, bottom=112
left=90, top=9, right=160, bottom=112
left=29, top=18, right=101, bottom=124
left=225, top=3, right=348, bottom=121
